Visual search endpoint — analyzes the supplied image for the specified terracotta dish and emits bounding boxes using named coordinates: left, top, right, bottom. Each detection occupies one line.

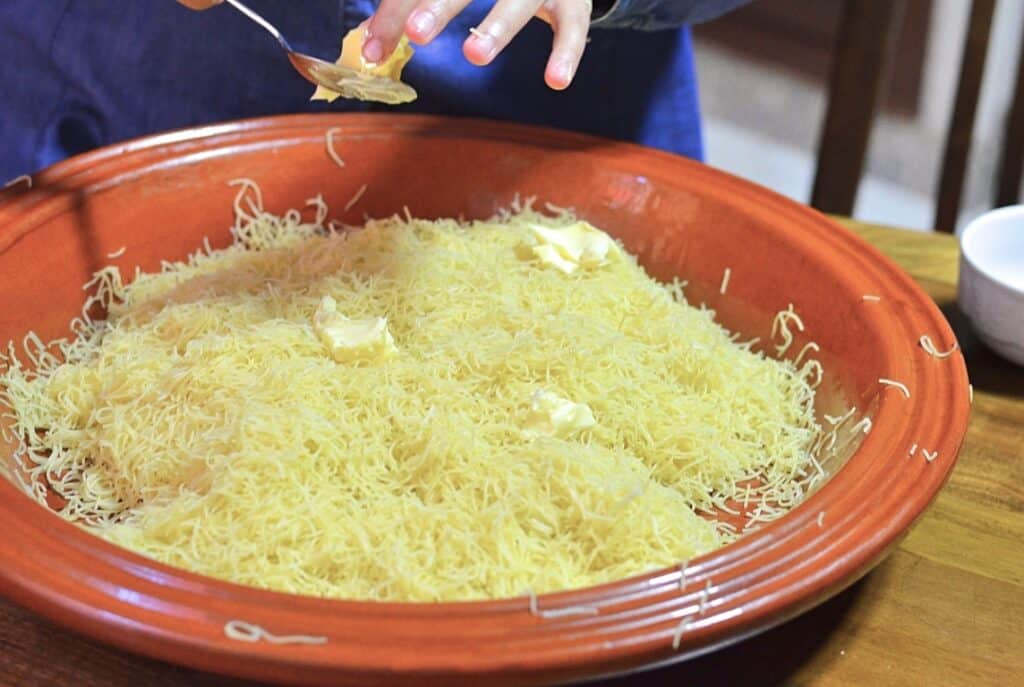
left=0, top=115, right=970, bottom=686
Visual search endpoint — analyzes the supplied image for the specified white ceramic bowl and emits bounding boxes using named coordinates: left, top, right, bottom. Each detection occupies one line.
left=958, top=205, right=1024, bottom=365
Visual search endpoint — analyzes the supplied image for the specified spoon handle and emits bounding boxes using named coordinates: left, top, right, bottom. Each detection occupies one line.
left=222, top=0, right=294, bottom=53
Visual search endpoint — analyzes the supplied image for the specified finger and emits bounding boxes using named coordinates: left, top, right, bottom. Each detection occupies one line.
left=544, top=0, right=590, bottom=90
left=403, top=0, right=475, bottom=44
left=463, top=0, right=547, bottom=66
left=365, top=0, right=421, bottom=63
left=535, top=0, right=555, bottom=25
left=406, top=0, right=475, bottom=45
left=177, top=0, right=221, bottom=9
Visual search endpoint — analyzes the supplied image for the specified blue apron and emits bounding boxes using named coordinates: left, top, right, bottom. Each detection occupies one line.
left=0, top=0, right=706, bottom=180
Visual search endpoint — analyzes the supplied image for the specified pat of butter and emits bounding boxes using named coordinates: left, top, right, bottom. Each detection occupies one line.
left=312, top=28, right=415, bottom=104
left=313, top=296, right=397, bottom=363
left=521, top=221, right=618, bottom=274
left=523, top=390, right=596, bottom=439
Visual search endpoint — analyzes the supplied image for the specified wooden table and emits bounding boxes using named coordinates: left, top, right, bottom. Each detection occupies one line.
left=1, top=221, right=1020, bottom=686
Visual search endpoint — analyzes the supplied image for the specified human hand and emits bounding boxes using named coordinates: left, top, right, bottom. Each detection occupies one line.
left=177, top=0, right=222, bottom=9
left=364, top=0, right=592, bottom=90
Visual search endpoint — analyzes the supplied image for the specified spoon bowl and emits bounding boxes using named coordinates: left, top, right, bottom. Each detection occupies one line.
left=223, top=0, right=416, bottom=104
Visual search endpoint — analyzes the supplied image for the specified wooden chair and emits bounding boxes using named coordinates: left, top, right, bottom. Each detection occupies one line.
left=810, top=0, right=1020, bottom=232
left=996, top=12, right=1024, bottom=207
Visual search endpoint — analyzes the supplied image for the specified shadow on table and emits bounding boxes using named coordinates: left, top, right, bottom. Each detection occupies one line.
left=938, top=301, right=1024, bottom=396
left=595, top=578, right=865, bottom=687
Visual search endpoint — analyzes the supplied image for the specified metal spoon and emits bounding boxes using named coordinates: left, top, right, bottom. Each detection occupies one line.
left=221, top=0, right=416, bottom=103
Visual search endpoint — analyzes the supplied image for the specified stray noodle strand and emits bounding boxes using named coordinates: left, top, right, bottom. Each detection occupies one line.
left=698, top=579, right=712, bottom=615
left=325, top=127, right=346, bottom=169
left=672, top=616, right=695, bottom=650
left=305, top=194, right=328, bottom=226
left=878, top=378, right=910, bottom=398
left=527, top=590, right=598, bottom=619
left=771, top=304, right=805, bottom=356
left=224, top=620, right=327, bottom=645
left=824, top=407, right=856, bottom=426
left=227, top=178, right=264, bottom=220
left=344, top=183, right=368, bottom=212
left=3, top=174, right=32, bottom=190
left=919, top=335, right=958, bottom=359
left=794, top=342, right=820, bottom=367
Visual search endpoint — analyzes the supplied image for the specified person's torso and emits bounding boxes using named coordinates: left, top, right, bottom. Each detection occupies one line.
left=0, top=0, right=702, bottom=179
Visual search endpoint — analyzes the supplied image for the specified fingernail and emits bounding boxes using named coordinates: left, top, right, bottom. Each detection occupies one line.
left=409, top=9, right=437, bottom=38
left=468, top=29, right=497, bottom=62
left=363, top=36, right=384, bottom=63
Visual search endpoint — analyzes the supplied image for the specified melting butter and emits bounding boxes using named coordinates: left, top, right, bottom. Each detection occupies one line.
left=523, top=390, right=596, bottom=438
left=520, top=221, right=619, bottom=274
left=313, top=295, right=397, bottom=363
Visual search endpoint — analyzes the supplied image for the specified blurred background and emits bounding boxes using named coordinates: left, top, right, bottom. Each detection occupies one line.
left=692, top=0, right=1024, bottom=233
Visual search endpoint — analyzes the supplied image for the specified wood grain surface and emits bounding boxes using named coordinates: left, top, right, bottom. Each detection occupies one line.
left=1, top=221, right=1020, bottom=687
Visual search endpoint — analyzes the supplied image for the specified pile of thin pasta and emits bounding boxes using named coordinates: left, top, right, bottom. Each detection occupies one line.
left=0, top=188, right=827, bottom=602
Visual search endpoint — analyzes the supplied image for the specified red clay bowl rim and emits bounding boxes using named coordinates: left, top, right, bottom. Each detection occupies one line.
left=0, top=114, right=971, bottom=684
